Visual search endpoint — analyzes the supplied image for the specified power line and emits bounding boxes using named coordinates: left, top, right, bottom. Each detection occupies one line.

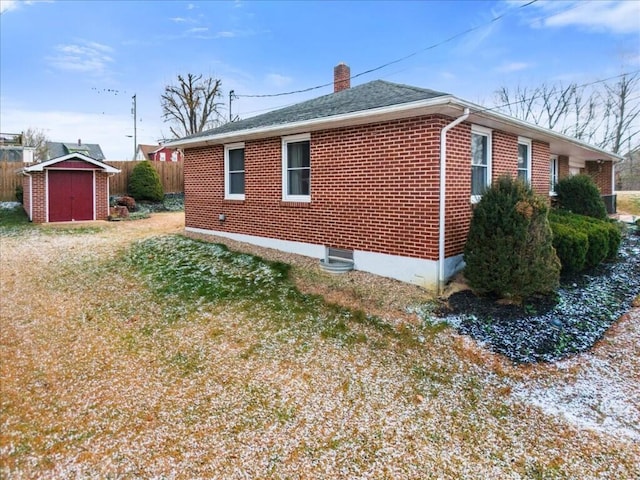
left=237, top=0, right=540, bottom=99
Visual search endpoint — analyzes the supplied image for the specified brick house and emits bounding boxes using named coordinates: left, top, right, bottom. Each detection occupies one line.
left=21, top=153, right=120, bottom=223
left=168, top=64, right=620, bottom=292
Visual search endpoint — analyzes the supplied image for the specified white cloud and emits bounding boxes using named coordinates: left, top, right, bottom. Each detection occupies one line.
left=496, top=61, right=533, bottom=73
left=530, top=0, right=640, bottom=35
left=1, top=0, right=53, bottom=14
left=0, top=0, right=18, bottom=14
left=186, top=27, right=208, bottom=34
left=265, top=73, right=293, bottom=88
left=187, top=3, right=195, bottom=10
left=216, top=31, right=236, bottom=38
left=170, top=16, right=188, bottom=23
left=47, top=40, right=115, bottom=75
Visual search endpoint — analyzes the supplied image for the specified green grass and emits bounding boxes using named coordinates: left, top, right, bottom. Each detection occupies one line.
left=124, top=235, right=447, bottom=349
left=0, top=205, right=103, bottom=236
left=0, top=205, right=30, bottom=231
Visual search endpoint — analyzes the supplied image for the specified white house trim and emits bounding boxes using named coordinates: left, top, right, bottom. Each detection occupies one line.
left=185, top=226, right=460, bottom=292
left=22, top=152, right=120, bottom=173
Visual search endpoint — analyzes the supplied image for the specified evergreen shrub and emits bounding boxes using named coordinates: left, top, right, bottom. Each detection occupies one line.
left=555, top=174, right=607, bottom=219
left=128, top=161, right=164, bottom=202
left=549, top=222, right=588, bottom=273
left=549, top=210, right=621, bottom=270
left=463, top=176, right=560, bottom=300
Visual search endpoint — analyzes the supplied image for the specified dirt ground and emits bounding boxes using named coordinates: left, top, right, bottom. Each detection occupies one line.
left=1, top=211, right=638, bottom=479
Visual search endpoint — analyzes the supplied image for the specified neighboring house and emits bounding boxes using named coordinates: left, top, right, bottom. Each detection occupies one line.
left=136, top=143, right=183, bottom=162
left=0, top=132, right=35, bottom=162
left=20, top=153, right=120, bottom=223
left=136, top=144, right=157, bottom=161
left=0, top=146, right=35, bottom=163
left=167, top=63, right=621, bottom=292
left=46, top=140, right=106, bottom=161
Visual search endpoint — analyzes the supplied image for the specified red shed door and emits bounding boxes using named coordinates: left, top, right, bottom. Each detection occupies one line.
left=48, top=170, right=94, bottom=222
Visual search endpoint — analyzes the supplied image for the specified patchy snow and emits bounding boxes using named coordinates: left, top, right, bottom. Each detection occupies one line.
left=512, top=357, right=640, bottom=442
left=510, top=310, right=640, bottom=444
left=0, top=202, right=20, bottom=209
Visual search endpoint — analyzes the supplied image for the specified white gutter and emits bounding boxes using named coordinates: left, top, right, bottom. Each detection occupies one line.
left=438, top=107, right=470, bottom=294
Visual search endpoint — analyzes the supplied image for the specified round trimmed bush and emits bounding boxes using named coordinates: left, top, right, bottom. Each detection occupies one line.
left=464, top=176, right=560, bottom=300
left=128, top=160, right=164, bottom=202
left=555, top=174, right=607, bottom=219
left=549, top=222, right=588, bottom=273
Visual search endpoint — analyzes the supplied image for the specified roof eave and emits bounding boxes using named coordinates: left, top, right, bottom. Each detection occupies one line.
left=453, top=98, right=622, bottom=163
left=165, top=95, right=459, bottom=149
left=21, top=152, right=121, bottom=173
left=167, top=95, right=621, bottom=163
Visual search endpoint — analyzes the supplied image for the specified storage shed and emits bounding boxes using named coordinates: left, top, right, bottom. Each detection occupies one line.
left=21, top=153, right=120, bottom=223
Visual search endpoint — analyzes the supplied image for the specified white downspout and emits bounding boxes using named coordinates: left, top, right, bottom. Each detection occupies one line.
left=438, top=107, right=470, bottom=294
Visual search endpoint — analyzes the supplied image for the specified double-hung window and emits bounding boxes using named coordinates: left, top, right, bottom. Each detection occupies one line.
left=282, top=133, right=311, bottom=202
left=471, top=125, right=492, bottom=202
left=549, top=155, right=558, bottom=194
left=517, top=137, right=532, bottom=184
left=224, top=143, right=245, bottom=200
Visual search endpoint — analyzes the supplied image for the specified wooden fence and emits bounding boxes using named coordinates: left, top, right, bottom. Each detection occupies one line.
left=109, top=161, right=184, bottom=195
left=0, top=161, right=22, bottom=202
left=0, top=160, right=184, bottom=201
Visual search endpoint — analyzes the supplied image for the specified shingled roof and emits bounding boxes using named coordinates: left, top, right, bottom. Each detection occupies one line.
left=184, top=80, right=450, bottom=140
left=46, top=141, right=105, bottom=160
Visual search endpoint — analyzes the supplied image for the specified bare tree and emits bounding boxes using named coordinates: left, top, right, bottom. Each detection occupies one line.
left=599, top=73, right=640, bottom=154
left=494, top=72, right=640, bottom=154
left=161, top=73, right=224, bottom=138
left=22, top=127, right=50, bottom=161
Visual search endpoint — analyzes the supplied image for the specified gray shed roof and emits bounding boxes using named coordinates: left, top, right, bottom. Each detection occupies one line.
left=184, top=80, right=449, bottom=140
left=46, top=141, right=106, bottom=160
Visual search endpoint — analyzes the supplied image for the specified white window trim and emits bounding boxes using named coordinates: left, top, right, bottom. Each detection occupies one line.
left=517, top=136, right=532, bottom=184
left=282, top=133, right=311, bottom=202
left=224, top=142, right=245, bottom=200
left=549, top=155, right=558, bottom=196
left=471, top=125, right=492, bottom=204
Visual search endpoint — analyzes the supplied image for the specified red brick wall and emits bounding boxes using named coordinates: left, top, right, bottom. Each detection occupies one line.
left=531, top=140, right=551, bottom=196
left=95, top=172, right=110, bottom=220
left=24, top=172, right=46, bottom=223
left=558, top=155, right=570, bottom=179
left=585, top=161, right=613, bottom=194
left=492, top=131, right=518, bottom=179
left=185, top=116, right=553, bottom=261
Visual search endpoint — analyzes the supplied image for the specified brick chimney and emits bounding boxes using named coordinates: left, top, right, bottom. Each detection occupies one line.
left=334, top=63, right=350, bottom=93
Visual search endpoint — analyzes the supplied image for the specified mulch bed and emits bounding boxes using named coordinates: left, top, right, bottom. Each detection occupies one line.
left=438, top=226, right=640, bottom=363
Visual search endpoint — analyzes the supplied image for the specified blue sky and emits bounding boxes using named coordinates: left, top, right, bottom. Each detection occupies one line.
left=1, top=0, right=639, bottom=160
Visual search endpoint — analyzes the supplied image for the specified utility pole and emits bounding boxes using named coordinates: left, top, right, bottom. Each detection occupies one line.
left=131, top=94, right=137, bottom=160
left=229, top=90, right=237, bottom=122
